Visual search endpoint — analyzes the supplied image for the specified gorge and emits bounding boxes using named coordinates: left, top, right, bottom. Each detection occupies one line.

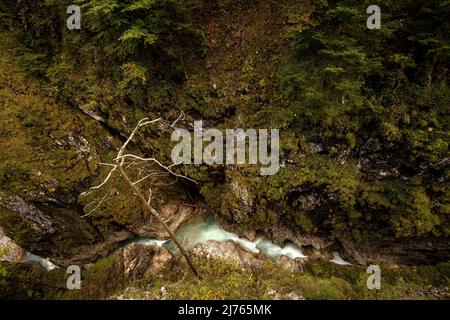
left=0, top=0, right=449, bottom=300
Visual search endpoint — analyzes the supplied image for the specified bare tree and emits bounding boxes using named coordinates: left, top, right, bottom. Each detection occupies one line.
left=81, top=118, right=199, bottom=277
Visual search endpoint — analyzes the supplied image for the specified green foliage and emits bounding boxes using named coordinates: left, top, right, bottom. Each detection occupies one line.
left=81, top=0, right=204, bottom=106
left=0, top=261, right=66, bottom=300
left=280, top=0, right=391, bottom=136
left=84, top=0, right=195, bottom=61
left=280, top=0, right=449, bottom=150
left=267, top=0, right=450, bottom=238
left=111, top=257, right=450, bottom=300
left=1, top=251, right=449, bottom=300
left=361, top=181, right=442, bottom=237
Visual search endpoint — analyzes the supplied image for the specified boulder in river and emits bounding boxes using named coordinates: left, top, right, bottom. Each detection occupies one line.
left=192, top=240, right=263, bottom=269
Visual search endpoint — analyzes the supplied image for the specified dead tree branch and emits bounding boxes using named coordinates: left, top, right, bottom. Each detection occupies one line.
left=80, top=117, right=199, bottom=277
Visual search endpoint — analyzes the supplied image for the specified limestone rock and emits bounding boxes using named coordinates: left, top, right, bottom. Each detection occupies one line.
left=0, top=195, right=55, bottom=235
left=120, top=243, right=173, bottom=281
left=275, top=255, right=304, bottom=273
left=0, top=227, right=26, bottom=262
left=193, top=240, right=262, bottom=268
left=226, top=180, right=254, bottom=224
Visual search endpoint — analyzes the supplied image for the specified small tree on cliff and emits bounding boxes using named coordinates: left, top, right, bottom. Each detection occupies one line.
left=81, top=117, right=199, bottom=277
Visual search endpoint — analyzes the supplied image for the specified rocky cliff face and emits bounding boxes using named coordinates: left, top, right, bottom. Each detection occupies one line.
left=0, top=28, right=203, bottom=267
left=106, top=243, right=173, bottom=283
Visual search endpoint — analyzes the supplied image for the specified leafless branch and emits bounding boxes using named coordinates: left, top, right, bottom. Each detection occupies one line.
left=114, top=154, right=198, bottom=184
left=81, top=192, right=110, bottom=218
left=79, top=117, right=200, bottom=277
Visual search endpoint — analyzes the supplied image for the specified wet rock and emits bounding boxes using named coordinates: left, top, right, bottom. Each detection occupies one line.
left=216, top=218, right=257, bottom=242
left=339, top=237, right=450, bottom=267
left=54, top=229, right=132, bottom=266
left=0, top=194, right=204, bottom=267
left=193, top=240, right=262, bottom=268
left=302, top=244, right=332, bottom=260
left=269, top=225, right=327, bottom=255
left=0, top=192, right=115, bottom=266
left=120, top=243, right=173, bottom=281
left=216, top=216, right=332, bottom=262
left=101, top=243, right=173, bottom=293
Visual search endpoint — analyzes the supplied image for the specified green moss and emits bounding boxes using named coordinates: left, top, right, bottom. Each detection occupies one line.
left=0, top=209, right=45, bottom=250
left=361, top=180, right=442, bottom=237
left=2, top=248, right=448, bottom=300
left=63, top=254, right=123, bottom=300
left=0, top=261, right=66, bottom=300
left=105, top=257, right=450, bottom=300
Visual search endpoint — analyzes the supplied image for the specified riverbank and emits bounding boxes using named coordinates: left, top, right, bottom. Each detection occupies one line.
left=2, top=214, right=449, bottom=300
left=11, top=247, right=445, bottom=300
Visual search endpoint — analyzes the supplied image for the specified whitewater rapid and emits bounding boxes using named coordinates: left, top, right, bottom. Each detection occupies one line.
left=24, top=214, right=352, bottom=272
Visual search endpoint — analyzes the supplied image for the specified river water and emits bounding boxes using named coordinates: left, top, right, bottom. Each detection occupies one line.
left=22, top=252, right=58, bottom=271
left=24, top=214, right=351, bottom=271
